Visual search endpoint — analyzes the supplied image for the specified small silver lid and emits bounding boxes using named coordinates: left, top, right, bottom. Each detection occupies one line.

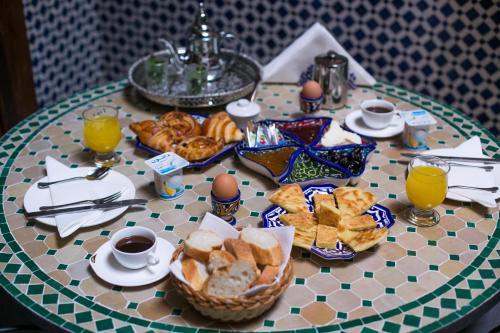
left=189, top=2, right=216, bottom=40
left=314, top=51, right=348, bottom=67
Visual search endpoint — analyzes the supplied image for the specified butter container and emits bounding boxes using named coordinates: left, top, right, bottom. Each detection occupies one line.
left=401, top=110, right=436, bottom=150
left=145, top=152, right=189, bottom=200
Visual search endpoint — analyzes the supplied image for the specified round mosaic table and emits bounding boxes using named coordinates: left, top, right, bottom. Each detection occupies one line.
left=0, top=81, right=498, bottom=333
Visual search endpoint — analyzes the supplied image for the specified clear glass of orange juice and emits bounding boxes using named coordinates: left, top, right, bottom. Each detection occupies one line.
left=83, top=106, right=121, bottom=167
left=405, top=156, right=450, bottom=227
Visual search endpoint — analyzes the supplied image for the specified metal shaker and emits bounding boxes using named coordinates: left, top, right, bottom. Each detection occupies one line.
left=313, top=51, right=348, bottom=109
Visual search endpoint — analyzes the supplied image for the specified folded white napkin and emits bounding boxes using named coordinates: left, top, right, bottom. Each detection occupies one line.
left=45, top=157, right=122, bottom=237
left=263, top=22, right=376, bottom=86
left=423, top=137, right=498, bottom=208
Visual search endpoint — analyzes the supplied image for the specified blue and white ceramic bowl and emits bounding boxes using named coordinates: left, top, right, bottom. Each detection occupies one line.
left=262, top=184, right=395, bottom=260
left=236, top=117, right=376, bottom=186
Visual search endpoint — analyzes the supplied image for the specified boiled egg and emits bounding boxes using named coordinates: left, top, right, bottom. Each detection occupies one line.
left=212, top=174, right=239, bottom=199
left=301, top=80, right=322, bottom=99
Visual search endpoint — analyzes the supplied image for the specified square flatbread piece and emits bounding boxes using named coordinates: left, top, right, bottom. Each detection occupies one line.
left=315, top=225, right=338, bottom=248
left=279, top=212, right=317, bottom=250
left=334, top=187, right=377, bottom=217
left=341, top=215, right=377, bottom=231
left=313, top=193, right=335, bottom=215
left=269, top=184, right=309, bottom=213
left=338, top=227, right=388, bottom=252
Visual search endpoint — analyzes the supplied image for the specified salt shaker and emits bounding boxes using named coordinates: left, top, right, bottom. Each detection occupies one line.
left=313, top=51, right=348, bottom=109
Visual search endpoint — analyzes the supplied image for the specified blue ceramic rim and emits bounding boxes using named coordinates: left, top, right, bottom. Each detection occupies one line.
left=235, top=144, right=303, bottom=178
left=234, top=132, right=302, bottom=151
left=277, top=149, right=351, bottom=183
left=261, top=183, right=396, bottom=259
left=133, top=113, right=239, bottom=168
left=210, top=189, right=241, bottom=203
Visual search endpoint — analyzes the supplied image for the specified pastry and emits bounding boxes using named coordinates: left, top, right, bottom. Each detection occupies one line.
left=338, top=227, right=388, bottom=252
left=315, top=224, right=338, bottom=248
left=279, top=212, right=317, bottom=250
left=269, top=184, right=309, bottom=213
left=317, top=201, right=343, bottom=227
left=202, top=111, right=244, bottom=144
left=175, top=136, right=224, bottom=162
left=313, top=193, right=335, bottom=215
left=129, top=120, right=167, bottom=143
left=340, top=215, right=377, bottom=231
left=334, top=187, right=377, bottom=217
left=160, top=111, right=202, bottom=143
left=240, top=228, right=283, bottom=266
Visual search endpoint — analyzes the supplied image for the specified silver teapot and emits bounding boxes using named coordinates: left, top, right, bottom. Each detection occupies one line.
left=159, top=1, right=241, bottom=82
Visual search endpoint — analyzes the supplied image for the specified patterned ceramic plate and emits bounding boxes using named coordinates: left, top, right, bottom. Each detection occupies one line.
left=262, top=184, right=395, bottom=259
left=135, top=114, right=238, bottom=168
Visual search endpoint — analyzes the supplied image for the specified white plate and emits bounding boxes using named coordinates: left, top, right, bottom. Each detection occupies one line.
left=90, top=238, right=174, bottom=287
left=422, top=148, right=500, bottom=202
left=345, top=110, right=404, bottom=138
left=24, top=168, right=135, bottom=227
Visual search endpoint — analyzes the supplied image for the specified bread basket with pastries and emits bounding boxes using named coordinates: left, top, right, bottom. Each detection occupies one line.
left=169, top=213, right=294, bottom=322
left=130, top=111, right=244, bottom=168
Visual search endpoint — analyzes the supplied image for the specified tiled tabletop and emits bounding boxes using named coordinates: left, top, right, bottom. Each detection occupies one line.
left=0, top=81, right=498, bottom=333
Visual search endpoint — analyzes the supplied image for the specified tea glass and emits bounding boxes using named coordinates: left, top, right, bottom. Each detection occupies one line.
left=405, top=156, right=450, bottom=227
left=82, top=105, right=121, bottom=167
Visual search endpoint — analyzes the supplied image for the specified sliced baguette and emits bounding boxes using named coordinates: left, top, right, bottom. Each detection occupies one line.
left=207, top=250, right=236, bottom=273
left=181, top=257, right=208, bottom=291
left=204, top=260, right=258, bottom=297
left=254, top=265, right=280, bottom=285
left=184, top=230, right=223, bottom=262
left=240, top=228, right=283, bottom=266
left=223, top=238, right=257, bottom=268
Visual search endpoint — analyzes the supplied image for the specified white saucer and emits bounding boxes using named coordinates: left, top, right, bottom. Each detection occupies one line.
left=23, top=168, right=135, bottom=227
left=90, top=238, right=174, bottom=287
left=345, top=110, right=404, bottom=138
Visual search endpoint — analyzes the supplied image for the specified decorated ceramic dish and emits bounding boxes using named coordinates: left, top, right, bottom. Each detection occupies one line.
left=135, top=114, right=238, bottom=169
left=262, top=184, right=395, bottom=259
left=235, top=117, right=376, bottom=185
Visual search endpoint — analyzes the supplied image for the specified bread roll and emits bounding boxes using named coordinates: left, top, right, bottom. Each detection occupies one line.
left=184, top=230, right=223, bottom=262
left=204, top=260, right=258, bottom=297
left=181, top=257, right=208, bottom=291
left=240, top=228, right=283, bottom=266
left=223, top=238, right=257, bottom=268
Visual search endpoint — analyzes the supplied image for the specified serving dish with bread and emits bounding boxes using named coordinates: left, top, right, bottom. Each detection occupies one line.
left=169, top=213, right=294, bottom=321
left=262, top=184, right=394, bottom=259
left=130, top=111, right=244, bottom=168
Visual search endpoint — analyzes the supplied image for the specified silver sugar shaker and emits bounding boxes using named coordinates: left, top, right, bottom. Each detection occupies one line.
left=313, top=51, right=348, bottom=109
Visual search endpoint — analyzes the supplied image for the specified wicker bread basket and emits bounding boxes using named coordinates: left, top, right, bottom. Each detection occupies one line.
left=170, top=245, right=293, bottom=322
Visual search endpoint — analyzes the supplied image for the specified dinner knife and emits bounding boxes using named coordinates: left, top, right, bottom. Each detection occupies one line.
left=400, top=153, right=500, bottom=164
left=25, top=199, right=148, bottom=219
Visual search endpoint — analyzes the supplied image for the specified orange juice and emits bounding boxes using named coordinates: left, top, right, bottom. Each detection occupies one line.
left=406, top=165, right=447, bottom=210
left=83, top=116, right=121, bottom=153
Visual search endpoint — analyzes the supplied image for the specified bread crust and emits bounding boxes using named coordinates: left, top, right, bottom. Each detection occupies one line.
left=240, top=229, right=283, bottom=266
left=182, top=257, right=208, bottom=291
left=184, top=230, right=223, bottom=262
left=223, top=238, right=257, bottom=268
left=207, top=250, right=236, bottom=273
left=254, top=265, right=280, bottom=285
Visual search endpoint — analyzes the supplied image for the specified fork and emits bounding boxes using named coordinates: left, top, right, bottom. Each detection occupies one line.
left=448, top=186, right=499, bottom=193
left=39, top=191, right=122, bottom=210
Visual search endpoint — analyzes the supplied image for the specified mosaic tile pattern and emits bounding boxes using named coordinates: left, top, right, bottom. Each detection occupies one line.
left=0, top=82, right=499, bottom=333
left=23, top=0, right=499, bottom=135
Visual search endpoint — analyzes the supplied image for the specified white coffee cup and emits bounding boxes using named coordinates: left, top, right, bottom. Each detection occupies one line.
left=110, top=226, right=160, bottom=269
left=360, top=99, right=399, bottom=129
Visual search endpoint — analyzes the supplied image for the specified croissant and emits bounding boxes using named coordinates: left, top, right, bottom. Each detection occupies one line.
left=202, top=112, right=244, bottom=144
left=145, top=128, right=175, bottom=152
left=175, top=136, right=225, bottom=161
left=160, top=111, right=202, bottom=143
left=129, top=120, right=166, bottom=143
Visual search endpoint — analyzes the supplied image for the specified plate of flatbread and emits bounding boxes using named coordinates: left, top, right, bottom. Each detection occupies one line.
left=262, top=184, right=394, bottom=259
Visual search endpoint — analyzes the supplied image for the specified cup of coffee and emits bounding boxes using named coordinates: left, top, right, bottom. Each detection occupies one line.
left=110, top=226, right=159, bottom=269
left=360, top=99, right=399, bottom=129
